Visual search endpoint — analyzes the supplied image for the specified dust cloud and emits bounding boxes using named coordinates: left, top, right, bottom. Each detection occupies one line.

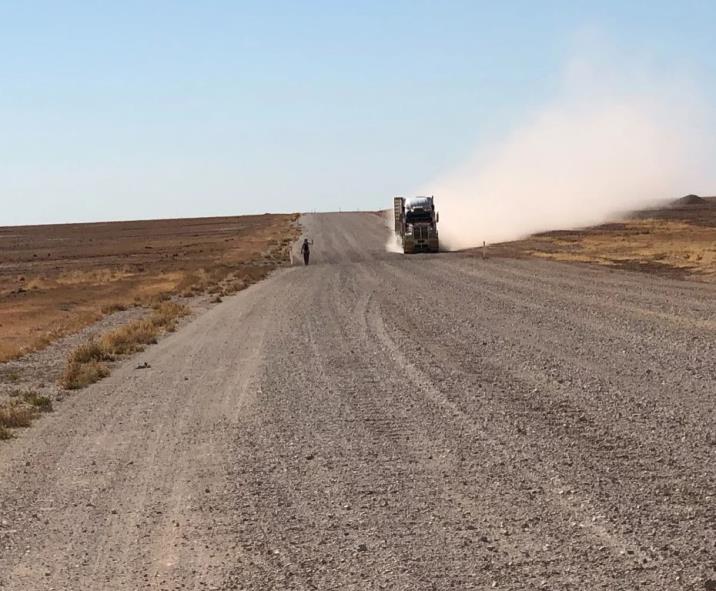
left=427, top=55, right=716, bottom=250
left=383, top=211, right=402, bottom=253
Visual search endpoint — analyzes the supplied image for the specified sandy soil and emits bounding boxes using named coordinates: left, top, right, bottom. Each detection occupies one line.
left=0, top=212, right=714, bottom=589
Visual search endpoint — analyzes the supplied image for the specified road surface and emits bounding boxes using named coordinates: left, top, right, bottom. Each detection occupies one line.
left=1, top=212, right=714, bottom=590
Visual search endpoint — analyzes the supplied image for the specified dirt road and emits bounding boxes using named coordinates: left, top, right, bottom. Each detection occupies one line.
left=1, top=213, right=714, bottom=590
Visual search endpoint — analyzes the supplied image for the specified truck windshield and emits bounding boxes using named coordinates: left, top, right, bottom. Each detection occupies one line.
left=406, top=210, right=432, bottom=223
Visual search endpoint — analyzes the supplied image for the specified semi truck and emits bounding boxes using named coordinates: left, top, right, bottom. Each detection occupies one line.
left=393, top=196, right=439, bottom=253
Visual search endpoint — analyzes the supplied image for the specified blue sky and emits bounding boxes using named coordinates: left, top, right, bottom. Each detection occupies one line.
left=2, top=1, right=715, bottom=225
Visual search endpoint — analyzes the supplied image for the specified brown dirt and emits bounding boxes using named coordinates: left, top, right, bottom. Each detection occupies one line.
left=0, top=214, right=299, bottom=361
left=476, top=196, right=716, bottom=282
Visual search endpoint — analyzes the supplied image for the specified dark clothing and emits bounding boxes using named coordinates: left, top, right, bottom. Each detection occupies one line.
left=301, top=242, right=310, bottom=265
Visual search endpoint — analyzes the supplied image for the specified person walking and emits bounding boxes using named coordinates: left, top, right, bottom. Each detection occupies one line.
left=300, top=238, right=311, bottom=265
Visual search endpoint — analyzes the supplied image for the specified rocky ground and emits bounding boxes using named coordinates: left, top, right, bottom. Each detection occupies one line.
left=0, top=212, right=713, bottom=590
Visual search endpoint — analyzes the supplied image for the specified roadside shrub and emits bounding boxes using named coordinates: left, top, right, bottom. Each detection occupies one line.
left=223, top=280, right=245, bottom=295
left=0, top=403, right=35, bottom=428
left=149, top=301, right=190, bottom=328
left=22, top=391, right=53, bottom=412
left=60, top=360, right=109, bottom=390
left=100, top=319, right=158, bottom=355
left=69, top=339, right=111, bottom=364
left=147, top=292, right=172, bottom=305
left=101, top=302, right=128, bottom=314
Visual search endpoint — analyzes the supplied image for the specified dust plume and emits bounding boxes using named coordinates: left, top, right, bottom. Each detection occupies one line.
left=427, top=54, right=716, bottom=250
left=383, top=211, right=402, bottom=253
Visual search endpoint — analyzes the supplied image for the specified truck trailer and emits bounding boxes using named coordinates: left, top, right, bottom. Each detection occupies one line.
left=393, top=196, right=439, bottom=253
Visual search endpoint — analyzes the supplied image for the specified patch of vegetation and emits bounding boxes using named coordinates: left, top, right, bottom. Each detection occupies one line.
left=223, top=280, right=246, bottom=295
left=0, top=402, right=35, bottom=428
left=100, top=319, right=158, bottom=355
left=0, top=425, right=12, bottom=440
left=150, top=301, right=190, bottom=329
left=22, top=391, right=53, bottom=412
left=101, top=302, right=128, bottom=314
left=148, top=292, right=172, bottom=305
left=69, top=339, right=113, bottom=364
left=60, top=360, right=110, bottom=390
left=0, top=345, right=21, bottom=364
left=60, top=301, right=191, bottom=390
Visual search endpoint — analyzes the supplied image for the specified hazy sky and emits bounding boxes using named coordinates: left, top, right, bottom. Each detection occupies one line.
left=2, top=1, right=716, bottom=225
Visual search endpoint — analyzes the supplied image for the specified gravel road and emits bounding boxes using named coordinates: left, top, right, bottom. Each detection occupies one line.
left=1, top=212, right=714, bottom=590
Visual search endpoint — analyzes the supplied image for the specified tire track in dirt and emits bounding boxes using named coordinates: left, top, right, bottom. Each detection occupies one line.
left=365, top=292, right=661, bottom=586
left=371, top=258, right=713, bottom=588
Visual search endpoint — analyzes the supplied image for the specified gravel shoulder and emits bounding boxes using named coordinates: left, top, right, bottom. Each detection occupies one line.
left=1, top=212, right=714, bottom=590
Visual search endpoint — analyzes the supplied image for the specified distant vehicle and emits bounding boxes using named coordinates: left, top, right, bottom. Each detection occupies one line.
left=393, top=196, right=439, bottom=253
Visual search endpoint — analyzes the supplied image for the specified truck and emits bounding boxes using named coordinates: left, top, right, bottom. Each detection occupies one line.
left=393, top=196, right=439, bottom=253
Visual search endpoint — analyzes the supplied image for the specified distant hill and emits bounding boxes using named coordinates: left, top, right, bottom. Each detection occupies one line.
left=673, top=194, right=707, bottom=206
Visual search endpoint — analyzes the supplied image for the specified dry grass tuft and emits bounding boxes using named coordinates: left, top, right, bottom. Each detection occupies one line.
left=22, top=391, right=53, bottom=412
left=150, top=301, right=190, bottom=327
left=100, top=319, right=158, bottom=355
left=0, top=402, right=35, bottom=428
left=60, top=360, right=110, bottom=390
left=0, top=345, right=22, bottom=365
left=101, top=302, right=128, bottom=314
left=69, top=339, right=113, bottom=364
left=147, top=292, right=172, bottom=306
left=0, top=391, right=53, bottom=440
left=223, top=279, right=246, bottom=295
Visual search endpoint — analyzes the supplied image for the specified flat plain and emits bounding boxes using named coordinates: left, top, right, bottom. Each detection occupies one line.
left=0, top=214, right=297, bottom=362
left=0, top=212, right=713, bottom=590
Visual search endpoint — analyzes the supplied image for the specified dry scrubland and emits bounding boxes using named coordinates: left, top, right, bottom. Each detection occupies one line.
left=0, top=213, right=298, bottom=438
left=59, top=300, right=191, bottom=390
left=0, top=213, right=298, bottom=362
left=483, top=196, right=716, bottom=281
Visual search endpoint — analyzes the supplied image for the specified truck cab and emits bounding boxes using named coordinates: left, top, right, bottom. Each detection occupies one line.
left=394, top=196, right=439, bottom=253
